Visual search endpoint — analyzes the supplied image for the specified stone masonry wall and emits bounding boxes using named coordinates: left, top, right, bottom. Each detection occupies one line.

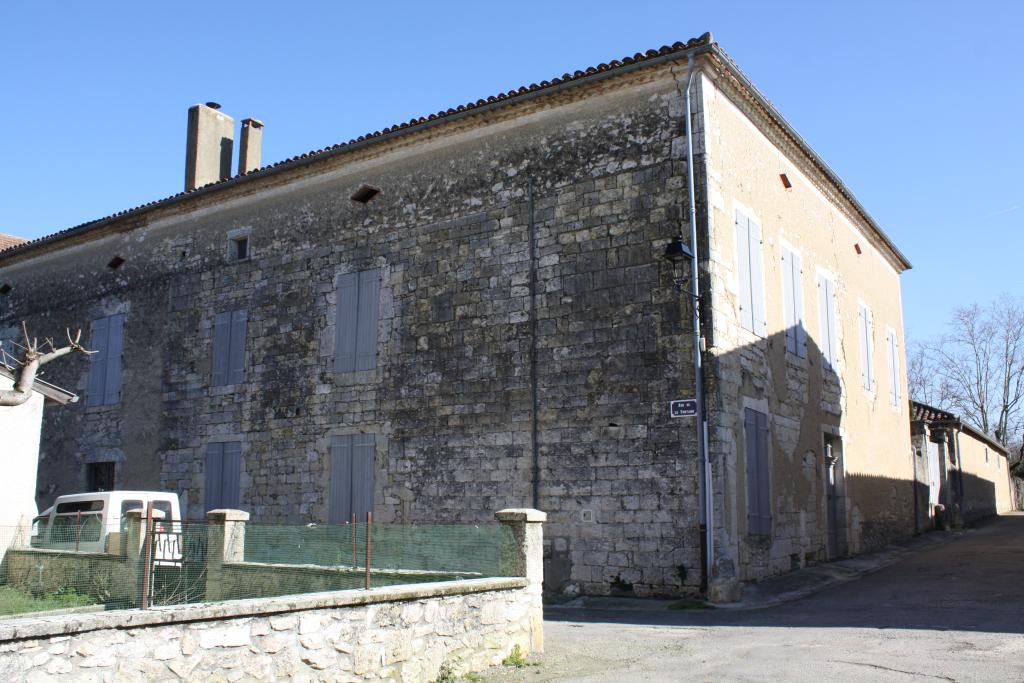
left=0, top=66, right=702, bottom=597
left=0, top=579, right=532, bottom=682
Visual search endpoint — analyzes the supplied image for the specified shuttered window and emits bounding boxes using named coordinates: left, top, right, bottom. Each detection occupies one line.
left=817, top=274, right=839, bottom=371
left=212, top=310, right=248, bottom=386
left=858, top=303, right=875, bottom=391
left=886, top=328, right=901, bottom=407
left=86, top=313, right=126, bottom=407
left=205, top=442, right=242, bottom=511
left=328, top=434, right=375, bottom=523
left=744, top=408, right=771, bottom=536
left=781, top=245, right=806, bottom=357
left=334, top=269, right=381, bottom=373
left=735, top=211, right=766, bottom=336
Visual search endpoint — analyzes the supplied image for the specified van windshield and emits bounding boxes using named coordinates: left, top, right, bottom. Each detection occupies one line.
left=51, top=514, right=103, bottom=544
left=55, top=500, right=104, bottom=514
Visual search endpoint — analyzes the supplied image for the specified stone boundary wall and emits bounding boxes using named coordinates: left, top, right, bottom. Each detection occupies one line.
left=0, top=508, right=546, bottom=682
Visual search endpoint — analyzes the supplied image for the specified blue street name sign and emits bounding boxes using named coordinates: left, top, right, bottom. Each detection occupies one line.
left=669, top=399, right=698, bottom=418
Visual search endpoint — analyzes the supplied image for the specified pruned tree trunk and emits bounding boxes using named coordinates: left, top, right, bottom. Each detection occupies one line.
left=0, top=323, right=92, bottom=407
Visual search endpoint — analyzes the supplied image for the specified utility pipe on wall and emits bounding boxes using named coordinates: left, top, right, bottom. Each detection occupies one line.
left=682, top=55, right=715, bottom=588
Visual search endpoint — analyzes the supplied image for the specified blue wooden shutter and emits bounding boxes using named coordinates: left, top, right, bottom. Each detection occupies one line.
left=745, top=408, right=761, bottom=533
left=825, top=279, right=838, bottom=368
left=782, top=248, right=796, bottom=354
left=205, top=443, right=225, bottom=511
left=221, top=442, right=242, bottom=509
left=212, top=312, right=232, bottom=386
left=755, top=410, right=771, bottom=534
left=334, top=273, right=359, bottom=373
left=736, top=212, right=753, bottom=332
left=228, top=310, right=247, bottom=384
left=329, top=435, right=353, bottom=524
left=103, top=314, right=125, bottom=405
left=748, top=219, right=767, bottom=337
left=351, top=434, right=375, bottom=520
left=745, top=408, right=771, bottom=535
left=355, top=270, right=380, bottom=371
left=87, top=317, right=110, bottom=407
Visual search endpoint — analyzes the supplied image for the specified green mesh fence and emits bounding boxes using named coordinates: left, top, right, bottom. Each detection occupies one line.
left=0, top=518, right=516, bottom=618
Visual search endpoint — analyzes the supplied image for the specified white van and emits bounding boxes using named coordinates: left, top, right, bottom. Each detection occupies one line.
left=31, top=491, right=182, bottom=560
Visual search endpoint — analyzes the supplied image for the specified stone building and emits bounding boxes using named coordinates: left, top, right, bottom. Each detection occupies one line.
left=0, top=33, right=915, bottom=598
left=910, top=401, right=1015, bottom=529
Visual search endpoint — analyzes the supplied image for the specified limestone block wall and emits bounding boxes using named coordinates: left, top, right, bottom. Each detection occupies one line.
left=0, top=64, right=703, bottom=597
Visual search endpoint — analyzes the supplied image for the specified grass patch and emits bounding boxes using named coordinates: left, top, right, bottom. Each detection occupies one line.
left=502, top=644, right=539, bottom=669
left=667, top=598, right=711, bottom=610
left=0, top=586, right=96, bottom=616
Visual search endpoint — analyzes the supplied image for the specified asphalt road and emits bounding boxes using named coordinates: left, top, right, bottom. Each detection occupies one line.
left=481, top=513, right=1024, bottom=682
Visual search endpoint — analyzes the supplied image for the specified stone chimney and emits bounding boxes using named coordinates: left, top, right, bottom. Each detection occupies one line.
left=238, top=118, right=264, bottom=175
left=185, top=102, right=234, bottom=191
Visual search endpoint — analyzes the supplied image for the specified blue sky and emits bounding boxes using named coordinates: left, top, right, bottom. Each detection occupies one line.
left=2, top=1, right=1021, bottom=340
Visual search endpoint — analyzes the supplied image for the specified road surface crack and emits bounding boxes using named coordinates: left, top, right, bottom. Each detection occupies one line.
left=832, top=659, right=957, bottom=681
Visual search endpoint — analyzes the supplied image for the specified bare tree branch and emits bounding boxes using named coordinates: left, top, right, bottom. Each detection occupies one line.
left=0, top=324, right=93, bottom=407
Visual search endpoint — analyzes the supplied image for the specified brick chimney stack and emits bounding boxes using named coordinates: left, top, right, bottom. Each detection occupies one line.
left=238, top=118, right=264, bottom=175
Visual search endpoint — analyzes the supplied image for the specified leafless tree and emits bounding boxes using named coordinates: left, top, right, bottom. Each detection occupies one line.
left=0, top=322, right=92, bottom=407
left=912, top=296, right=1024, bottom=447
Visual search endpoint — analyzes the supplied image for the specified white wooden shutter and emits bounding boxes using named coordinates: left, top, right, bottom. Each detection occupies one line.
left=735, top=212, right=753, bottom=332
left=791, top=251, right=806, bottom=358
left=782, top=248, right=796, bottom=354
left=748, top=219, right=767, bottom=337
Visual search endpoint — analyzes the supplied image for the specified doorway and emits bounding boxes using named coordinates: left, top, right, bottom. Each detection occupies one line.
left=823, top=434, right=845, bottom=559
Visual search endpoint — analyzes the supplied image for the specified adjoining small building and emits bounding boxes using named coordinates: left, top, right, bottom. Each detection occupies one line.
left=910, top=400, right=1015, bottom=529
left=0, top=366, right=77, bottom=554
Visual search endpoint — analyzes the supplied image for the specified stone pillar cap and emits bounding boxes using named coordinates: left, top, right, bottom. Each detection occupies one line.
left=207, top=509, right=250, bottom=522
left=495, top=508, right=547, bottom=523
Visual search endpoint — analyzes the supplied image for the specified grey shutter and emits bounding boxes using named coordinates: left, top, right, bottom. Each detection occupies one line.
left=782, top=248, right=796, bottom=354
left=755, top=410, right=771, bottom=534
left=735, top=212, right=753, bottom=332
left=328, top=435, right=353, bottom=524
left=334, top=273, right=359, bottom=373
left=104, top=314, right=125, bottom=405
left=205, top=443, right=225, bottom=511
left=748, top=219, right=767, bottom=337
left=351, top=434, right=376, bottom=520
left=355, top=269, right=380, bottom=371
left=888, top=332, right=900, bottom=406
left=212, top=312, right=232, bottom=386
left=87, top=317, right=110, bottom=407
left=791, top=251, right=806, bottom=357
left=221, top=442, right=242, bottom=509
left=229, top=310, right=248, bottom=384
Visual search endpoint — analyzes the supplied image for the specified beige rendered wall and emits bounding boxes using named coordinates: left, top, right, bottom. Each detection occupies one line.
left=956, top=431, right=1014, bottom=519
left=697, top=70, right=914, bottom=583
